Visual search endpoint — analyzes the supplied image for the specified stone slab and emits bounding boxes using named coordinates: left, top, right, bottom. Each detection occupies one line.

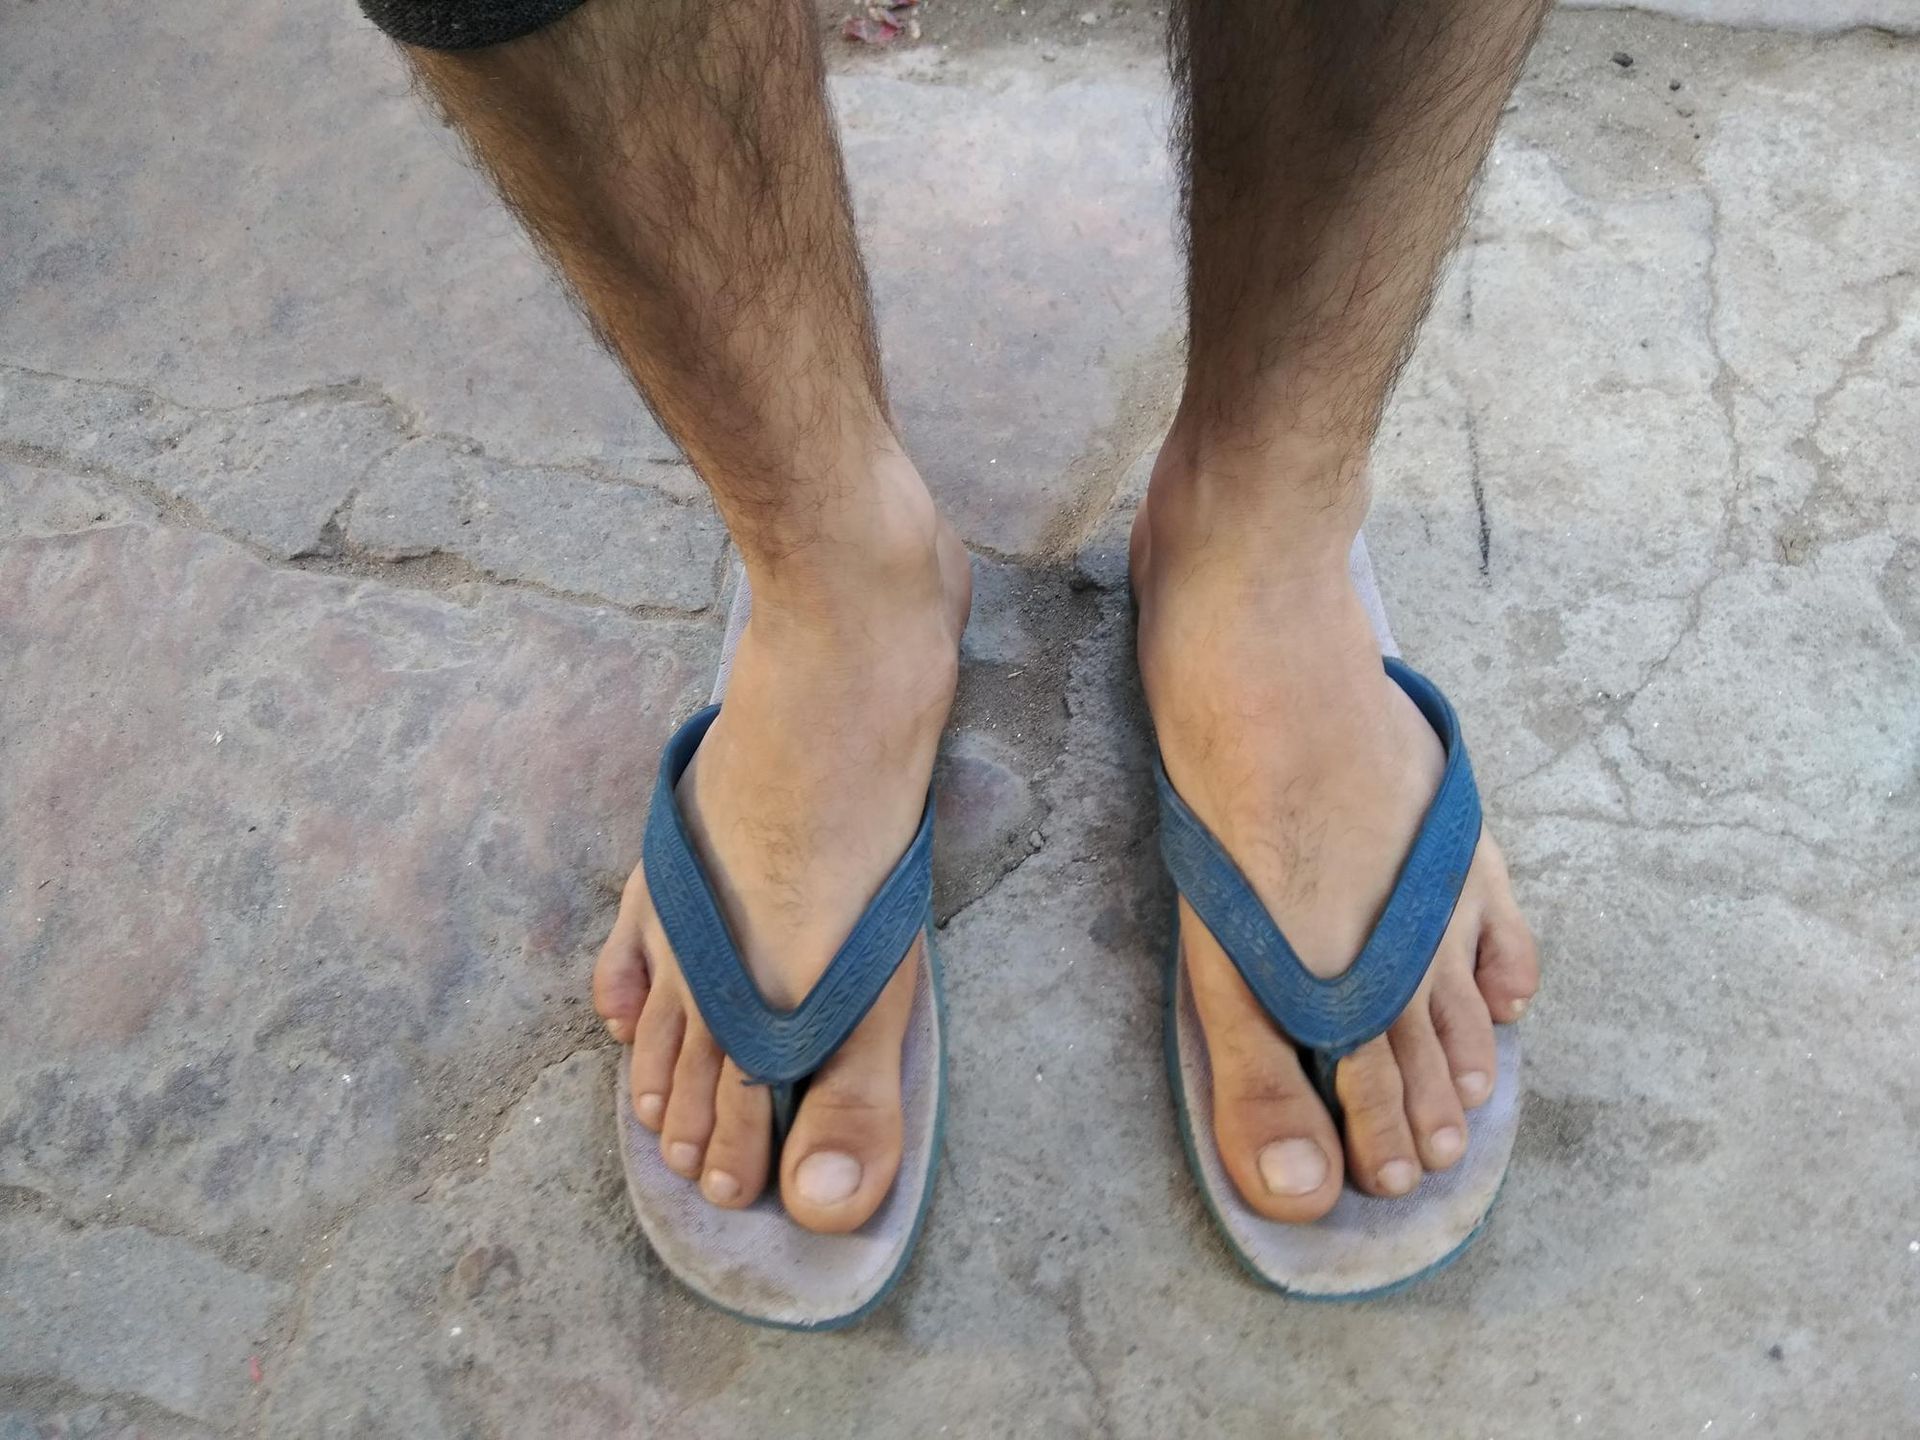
left=0, top=507, right=716, bottom=1255
left=0, top=1218, right=289, bottom=1430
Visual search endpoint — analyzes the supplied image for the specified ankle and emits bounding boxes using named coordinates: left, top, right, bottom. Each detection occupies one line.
left=1141, top=413, right=1371, bottom=579
left=738, top=447, right=959, bottom=637
left=1133, top=424, right=1385, bottom=688
left=1135, top=478, right=1358, bottom=605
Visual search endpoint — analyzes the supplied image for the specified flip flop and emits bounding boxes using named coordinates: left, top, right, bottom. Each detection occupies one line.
left=616, top=579, right=945, bottom=1330
left=1157, top=539, right=1520, bottom=1299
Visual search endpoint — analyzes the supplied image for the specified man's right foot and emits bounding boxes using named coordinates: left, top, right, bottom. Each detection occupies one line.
left=593, top=463, right=971, bottom=1234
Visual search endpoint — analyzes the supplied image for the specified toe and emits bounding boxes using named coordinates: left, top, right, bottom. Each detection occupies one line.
left=700, top=1057, right=773, bottom=1208
left=592, top=868, right=654, bottom=1043
left=1389, top=989, right=1469, bottom=1172
left=1476, top=911, right=1539, bottom=1023
left=1335, top=1035, right=1422, bottom=1198
left=780, top=954, right=914, bottom=1234
left=1186, top=917, right=1343, bottom=1222
left=1209, top=1045, right=1345, bottom=1223
left=1430, top=964, right=1498, bottom=1108
left=627, top=985, right=685, bottom=1132
left=660, top=1016, right=723, bottom=1178
left=1469, top=840, right=1539, bottom=1022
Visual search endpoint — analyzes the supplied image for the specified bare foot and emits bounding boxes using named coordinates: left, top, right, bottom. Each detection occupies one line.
left=1131, top=453, right=1539, bottom=1222
left=594, top=464, right=971, bottom=1233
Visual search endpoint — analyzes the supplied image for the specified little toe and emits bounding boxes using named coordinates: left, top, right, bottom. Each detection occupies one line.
left=627, top=985, right=686, bottom=1132
left=701, top=1057, right=772, bottom=1208
left=780, top=957, right=913, bottom=1235
left=1335, top=1035, right=1423, bottom=1198
left=1476, top=911, right=1539, bottom=1023
left=1430, top=965, right=1498, bottom=1108
left=1389, top=996, right=1470, bottom=1172
left=592, top=871, right=654, bottom=1043
left=1469, top=840, right=1540, bottom=1022
left=659, top=1017, right=723, bottom=1178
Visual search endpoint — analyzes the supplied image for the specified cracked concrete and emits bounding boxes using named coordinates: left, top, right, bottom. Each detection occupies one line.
left=3, top=3, right=1917, bottom=1438
left=0, top=367, right=723, bottom=615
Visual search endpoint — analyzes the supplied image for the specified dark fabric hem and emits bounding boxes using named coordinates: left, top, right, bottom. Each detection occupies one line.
left=358, top=0, right=592, bottom=50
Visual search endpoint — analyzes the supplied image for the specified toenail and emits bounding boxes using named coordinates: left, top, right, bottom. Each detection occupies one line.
left=1257, top=1138, right=1328, bottom=1196
left=1378, top=1159, right=1419, bottom=1196
left=636, top=1093, right=665, bottom=1127
left=795, top=1150, right=862, bottom=1206
left=666, top=1141, right=701, bottom=1173
left=1509, top=997, right=1530, bottom=1019
left=703, top=1169, right=741, bottom=1203
left=1456, top=1071, right=1491, bottom=1105
left=1430, top=1127, right=1465, bottom=1163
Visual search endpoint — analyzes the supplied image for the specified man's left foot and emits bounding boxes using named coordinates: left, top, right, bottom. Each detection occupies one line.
left=1131, top=453, right=1540, bottom=1222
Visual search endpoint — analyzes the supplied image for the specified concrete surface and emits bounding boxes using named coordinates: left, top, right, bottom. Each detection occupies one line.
left=2, top=2, right=1916, bottom=1437
left=1562, top=0, right=1920, bottom=33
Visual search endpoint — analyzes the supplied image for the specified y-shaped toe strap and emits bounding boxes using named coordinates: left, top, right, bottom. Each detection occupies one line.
left=642, top=706, right=934, bottom=1140
left=1156, top=659, right=1482, bottom=1109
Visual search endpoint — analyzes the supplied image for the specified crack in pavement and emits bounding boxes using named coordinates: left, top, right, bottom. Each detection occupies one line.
left=1, top=442, right=728, bottom=625
left=0, top=361, right=706, bottom=507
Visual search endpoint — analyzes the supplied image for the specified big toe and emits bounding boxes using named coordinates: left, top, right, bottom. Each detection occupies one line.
left=779, top=957, right=914, bottom=1234
left=1186, top=917, right=1345, bottom=1223
left=1217, top=1054, right=1345, bottom=1223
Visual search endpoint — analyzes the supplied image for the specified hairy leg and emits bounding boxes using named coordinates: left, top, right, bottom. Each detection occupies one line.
left=1136, top=0, right=1545, bottom=1219
left=400, top=0, right=970, bottom=1231
left=1168, top=0, right=1548, bottom=541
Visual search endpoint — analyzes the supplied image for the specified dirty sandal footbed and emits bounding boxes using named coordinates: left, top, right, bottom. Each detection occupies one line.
left=617, top=579, right=946, bottom=1330
left=1158, top=535, right=1521, bottom=1300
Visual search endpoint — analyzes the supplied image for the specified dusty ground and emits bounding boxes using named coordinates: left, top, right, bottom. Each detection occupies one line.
left=2, top=1, right=1917, bottom=1436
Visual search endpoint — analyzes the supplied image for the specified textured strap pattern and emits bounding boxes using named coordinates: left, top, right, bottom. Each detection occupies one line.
left=1156, top=658, right=1482, bottom=1062
left=641, top=706, right=933, bottom=1087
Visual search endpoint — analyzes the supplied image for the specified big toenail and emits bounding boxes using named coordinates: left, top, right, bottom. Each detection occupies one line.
left=1456, top=1071, right=1490, bottom=1105
left=1430, top=1126, right=1465, bottom=1163
left=1258, top=1139, right=1328, bottom=1196
left=703, top=1169, right=741, bottom=1203
left=636, top=1092, right=665, bottom=1127
left=795, top=1150, right=862, bottom=1205
left=1379, top=1159, right=1419, bottom=1195
left=666, top=1141, right=701, bottom=1173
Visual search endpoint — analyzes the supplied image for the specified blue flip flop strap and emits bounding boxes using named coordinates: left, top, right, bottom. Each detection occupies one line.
left=1156, top=658, right=1482, bottom=1062
left=641, top=705, right=933, bottom=1088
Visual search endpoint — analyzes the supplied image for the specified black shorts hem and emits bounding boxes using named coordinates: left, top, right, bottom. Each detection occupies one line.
left=359, top=0, right=592, bottom=50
